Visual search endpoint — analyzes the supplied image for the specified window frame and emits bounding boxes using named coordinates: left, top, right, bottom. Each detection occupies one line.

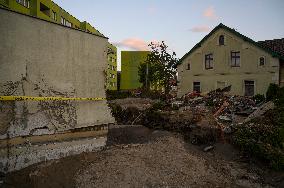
left=187, top=63, right=190, bottom=70
left=244, top=80, right=255, bottom=96
left=205, top=53, right=213, bottom=70
left=193, top=82, right=201, bottom=93
left=16, top=0, right=30, bottom=8
left=231, top=51, right=240, bottom=67
left=51, top=10, right=57, bottom=21
left=61, top=17, right=72, bottom=27
left=259, top=56, right=265, bottom=66
left=219, top=35, right=224, bottom=45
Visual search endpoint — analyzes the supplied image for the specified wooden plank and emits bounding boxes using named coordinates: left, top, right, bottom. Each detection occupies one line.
left=0, top=129, right=108, bottom=148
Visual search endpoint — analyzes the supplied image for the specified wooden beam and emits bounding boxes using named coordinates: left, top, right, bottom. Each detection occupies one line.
left=0, top=129, right=108, bottom=149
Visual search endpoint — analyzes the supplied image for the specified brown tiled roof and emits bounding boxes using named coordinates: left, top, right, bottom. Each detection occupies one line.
left=258, top=38, right=284, bottom=57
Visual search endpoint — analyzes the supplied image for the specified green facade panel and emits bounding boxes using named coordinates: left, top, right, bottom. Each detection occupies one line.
left=106, top=43, right=117, bottom=90
left=120, top=51, right=149, bottom=90
left=1, top=0, right=116, bottom=90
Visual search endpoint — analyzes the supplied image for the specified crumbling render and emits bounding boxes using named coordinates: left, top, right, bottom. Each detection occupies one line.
left=0, top=78, right=114, bottom=172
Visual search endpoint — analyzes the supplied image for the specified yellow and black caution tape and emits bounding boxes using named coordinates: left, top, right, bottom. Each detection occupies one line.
left=0, top=96, right=106, bottom=101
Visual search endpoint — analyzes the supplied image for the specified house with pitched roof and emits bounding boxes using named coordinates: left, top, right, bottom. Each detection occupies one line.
left=176, top=23, right=284, bottom=97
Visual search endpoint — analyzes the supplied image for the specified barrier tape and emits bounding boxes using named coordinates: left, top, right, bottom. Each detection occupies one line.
left=0, top=96, right=106, bottom=101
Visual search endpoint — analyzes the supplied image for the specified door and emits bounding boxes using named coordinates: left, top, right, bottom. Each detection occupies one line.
left=244, top=80, right=254, bottom=96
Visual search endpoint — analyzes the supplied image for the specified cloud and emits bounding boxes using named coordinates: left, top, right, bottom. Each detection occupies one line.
left=189, top=25, right=210, bottom=33
left=114, top=38, right=154, bottom=51
left=147, top=6, right=157, bottom=14
left=203, top=6, right=218, bottom=20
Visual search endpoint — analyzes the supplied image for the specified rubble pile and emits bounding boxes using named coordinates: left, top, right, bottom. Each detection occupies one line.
left=110, top=91, right=274, bottom=146
left=181, top=87, right=262, bottom=124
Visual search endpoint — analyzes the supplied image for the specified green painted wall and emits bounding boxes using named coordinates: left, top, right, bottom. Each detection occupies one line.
left=0, top=0, right=81, bottom=27
left=120, top=51, right=149, bottom=90
left=80, top=21, right=104, bottom=37
left=1, top=0, right=116, bottom=90
left=106, top=43, right=117, bottom=90
left=4, top=0, right=31, bottom=15
left=0, top=0, right=8, bottom=8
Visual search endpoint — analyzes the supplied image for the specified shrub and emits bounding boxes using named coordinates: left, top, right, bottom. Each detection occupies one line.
left=233, top=111, right=284, bottom=170
left=253, top=94, right=265, bottom=104
left=234, top=84, right=284, bottom=170
left=106, top=90, right=132, bottom=100
left=266, top=84, right=281, bottom=102
left=151, top=101, right=167, bottom=111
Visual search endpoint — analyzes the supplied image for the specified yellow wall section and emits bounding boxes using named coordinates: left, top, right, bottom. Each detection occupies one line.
left=178, top=28, right=280, bottom=97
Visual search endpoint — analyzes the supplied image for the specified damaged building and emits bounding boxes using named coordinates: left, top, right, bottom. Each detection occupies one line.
left=177, top=23, right=284, bottom=97
left=0, top=8, right=115, bottom=172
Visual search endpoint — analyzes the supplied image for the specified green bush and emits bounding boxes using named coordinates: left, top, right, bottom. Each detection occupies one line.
left=234, top=84, right=284, bottom=170
left=266, top=84, right=281, bottom=101
left=253, top=94, right=265, bottom=104
left=140, top=89, right=165, bottom=100
left=106, top=90, right=132, bottom=100
left=151, top=101, right=167, bottom=111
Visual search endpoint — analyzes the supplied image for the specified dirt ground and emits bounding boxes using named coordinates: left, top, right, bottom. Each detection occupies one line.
left=109, top=98, right=157, bottom=110
left=2, top=125, right=284, bottom=188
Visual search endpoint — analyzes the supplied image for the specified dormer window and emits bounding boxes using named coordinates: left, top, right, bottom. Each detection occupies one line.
left=259, top=57, right=265, bottom=66
left=219, top=35, right=224, bottom=45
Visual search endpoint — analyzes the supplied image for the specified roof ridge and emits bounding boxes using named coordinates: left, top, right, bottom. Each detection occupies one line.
left=175, top=23, right=284, bottom=67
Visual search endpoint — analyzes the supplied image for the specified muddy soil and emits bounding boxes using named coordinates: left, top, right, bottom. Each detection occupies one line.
left=2, top=125, right=284, bottom=188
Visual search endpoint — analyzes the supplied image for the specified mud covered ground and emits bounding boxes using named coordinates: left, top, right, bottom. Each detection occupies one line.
left=2, top=125, right=284, bottom=188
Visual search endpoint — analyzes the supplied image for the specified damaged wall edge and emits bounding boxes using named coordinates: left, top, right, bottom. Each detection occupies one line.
left=0, top=8, right=115, bottom=172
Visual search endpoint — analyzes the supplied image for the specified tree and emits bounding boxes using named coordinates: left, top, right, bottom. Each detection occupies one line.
left=138, top=41, right=178, bottom=94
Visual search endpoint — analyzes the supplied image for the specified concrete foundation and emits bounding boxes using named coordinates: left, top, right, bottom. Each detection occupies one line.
left=0, top=8, right=115, bottom=172
left=0, top=136, right=107, bottom=172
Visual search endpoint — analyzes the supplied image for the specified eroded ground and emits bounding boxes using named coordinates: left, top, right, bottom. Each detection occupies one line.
left=2, top=125, right=283, bottom=188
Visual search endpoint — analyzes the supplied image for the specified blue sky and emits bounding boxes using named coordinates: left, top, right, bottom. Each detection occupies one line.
left=53, top=0, right=284, bottom=70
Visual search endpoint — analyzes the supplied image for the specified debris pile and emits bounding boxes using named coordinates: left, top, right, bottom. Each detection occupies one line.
left=180, top=87, right=262, bottom=125
left=109, top=89, right=274, bottom=146
left=109, top=98, right=156, bottom=111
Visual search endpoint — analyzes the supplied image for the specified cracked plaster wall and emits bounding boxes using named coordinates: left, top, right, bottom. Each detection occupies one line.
left=0, top=9, right=115, bottom=172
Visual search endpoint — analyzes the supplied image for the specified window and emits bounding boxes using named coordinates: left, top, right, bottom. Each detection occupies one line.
left=187, top=63, right=190, bottom=70
left=51, top=11, right=57, bottom=21
left=259, top=57, right=265, bottom=66
left=16, top=0, right=30, bottom=8
left=193, top=82, right=201, bottom=93
left=205, top=53, right=213, bottom=69
left=244, top=80, right=254, bottom=96
left=231, top=51, right=240, bottom=67
left=40, top=3, right=50, bottom=16
left=61, top=17, right=72, bottom=27
left=219, top=35, right=224, bottom=45
left=65, top=20, right=72, bottom=27
left=61, top=17, right=65, bottom=25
